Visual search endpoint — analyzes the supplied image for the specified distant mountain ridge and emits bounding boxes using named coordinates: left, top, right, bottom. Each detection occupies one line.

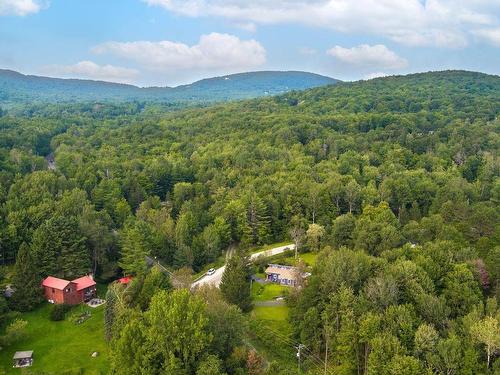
left=0, top=69, right=339, bottom=105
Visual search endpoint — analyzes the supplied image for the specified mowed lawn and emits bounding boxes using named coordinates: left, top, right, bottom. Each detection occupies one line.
left=298, top=252, right=318, bottom=266
left=263, top=251, right=318, bottom=268
left=0, top=303, right=109, bottom=374
left=252, top=305, right=289, bottom=323
left=280, top=252, right=318, bottom=267
left=249, top=305, right=294, bottom=367
left=252, top=283, right=289, bottom=302
left=251, top=305, right=292, bottom=343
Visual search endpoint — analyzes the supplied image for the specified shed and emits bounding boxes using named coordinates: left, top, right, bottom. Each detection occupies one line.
left=13, top=351, right=33, bottom=368
left=118, top=276, right=133, bottom=285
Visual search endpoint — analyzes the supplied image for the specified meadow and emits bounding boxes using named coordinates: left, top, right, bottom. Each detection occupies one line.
left=0, top=304, right=108, bottom=375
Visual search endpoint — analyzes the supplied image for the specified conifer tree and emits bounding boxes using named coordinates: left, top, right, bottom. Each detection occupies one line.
left=10, top=243, right=43, bottom=312
left=220, top=252, right=252, bottom=312
left=104, top=286, right=118, bottom=342
left=119, top=222, right=149, bottom=275
left=31, top=216, right=90, bottom=278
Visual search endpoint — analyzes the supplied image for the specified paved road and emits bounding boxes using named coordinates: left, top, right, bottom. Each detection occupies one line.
left=191, top=243, right=295, bottom=289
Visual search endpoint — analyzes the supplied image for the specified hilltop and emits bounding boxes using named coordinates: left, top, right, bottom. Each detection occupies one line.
left=0, top=69, right=338, bottom=106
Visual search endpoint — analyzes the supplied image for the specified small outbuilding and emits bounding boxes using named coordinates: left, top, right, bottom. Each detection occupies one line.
left=118, top=276, right=133, bottom=285
left=13, top=351, right=33, bottom=368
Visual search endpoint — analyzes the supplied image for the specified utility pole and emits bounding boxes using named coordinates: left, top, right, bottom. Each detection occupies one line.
left=324, top=338, right=328, bottom=375
left=324, top=324, right=332, bottom=375
left=296, top=344, right=305, bottom=374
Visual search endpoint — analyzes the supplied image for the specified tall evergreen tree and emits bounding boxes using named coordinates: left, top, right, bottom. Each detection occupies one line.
left=220, top=252, right=252, bottom=312
left=137, top=265, right=171, bottom=310
left=31, top=216, right=90, bottom=278
left=10, top=243, right=43, bottom=312
left=242, top=192, right=270, bottom=245
left=104, top=285, right=118, bottom=342
left=119, top=221, right=150, bottom=275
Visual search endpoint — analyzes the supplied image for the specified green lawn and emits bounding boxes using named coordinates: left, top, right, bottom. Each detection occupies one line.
left=252, top=283, right=288, bottom=302
left=0, top=303, right=109, bottom=374
left=252, top=305, right=289, bottom=322
left=251, top=305, right=291, bottom=348
left=277, top=251, right=318, bottom=267
left=296, top=252, right=318, bottom=266
left=248, top=305, right=294, bottom=368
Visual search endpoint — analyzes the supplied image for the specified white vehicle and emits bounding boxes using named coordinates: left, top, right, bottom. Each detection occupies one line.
left=206, top=268, right=216, bottom=276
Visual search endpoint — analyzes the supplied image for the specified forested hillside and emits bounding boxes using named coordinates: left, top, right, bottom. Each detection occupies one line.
left=0, top=69, right=337, bottom=108
left=0, top=70, right=499, bottom=374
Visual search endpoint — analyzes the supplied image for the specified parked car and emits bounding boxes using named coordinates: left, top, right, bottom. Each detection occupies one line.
left=206, top=268, right=216, bottom=276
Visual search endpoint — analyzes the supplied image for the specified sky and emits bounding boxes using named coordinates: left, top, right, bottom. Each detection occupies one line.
left=0, top=0, right=499, bottom=87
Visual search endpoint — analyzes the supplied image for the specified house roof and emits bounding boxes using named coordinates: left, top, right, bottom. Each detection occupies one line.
left=42, top=276, right=70, bottom=290
left=72, top=276, right=96, bottom=291
left=13, top=351, right=33, bottom=359
left=265, top=264, right=298, bottom=281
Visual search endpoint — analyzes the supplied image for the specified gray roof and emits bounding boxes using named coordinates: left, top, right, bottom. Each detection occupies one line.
left=265, top=264, right=298, bottom=280
left=13, top=351, right=33, bottom=359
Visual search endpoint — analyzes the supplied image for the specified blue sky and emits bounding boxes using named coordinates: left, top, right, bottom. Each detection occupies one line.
left=1, top=0, right=499, bottom=86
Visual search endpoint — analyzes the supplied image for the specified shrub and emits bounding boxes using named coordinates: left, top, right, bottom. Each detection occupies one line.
left=50, top=304, right=72, bottom=321
left=0, top=318, right=28, bottom=347
left=69, top=308, right=91, bottom=324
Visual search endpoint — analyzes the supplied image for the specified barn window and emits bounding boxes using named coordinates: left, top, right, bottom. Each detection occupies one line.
left=52, top=288, right=55, bottom=293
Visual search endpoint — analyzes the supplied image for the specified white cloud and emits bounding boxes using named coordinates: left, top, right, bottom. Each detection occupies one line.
left=0, top=0, right=46, bottom=16
left=142, top=0, right=500, bottom=48
left=40, top=61, right=139, bottom=84
left=233, top=22, right=257, bottom=32
left=327, top=44, right=408, bottom=69
left=472, top=28, right=500, bottom=47
left=92, top=32, right=266, bottom=72
left=298, top=47, right=318, bottom=55
left=363, top=72, right=389, bottom=80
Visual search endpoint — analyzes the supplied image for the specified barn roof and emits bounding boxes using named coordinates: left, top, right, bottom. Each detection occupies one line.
left=72, top=276, right=96, bottom=291
left=42, top=276, right=70, bottom=290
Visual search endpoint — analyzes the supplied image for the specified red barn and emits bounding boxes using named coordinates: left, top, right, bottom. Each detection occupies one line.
left=42, top=275, right=96, bottom=305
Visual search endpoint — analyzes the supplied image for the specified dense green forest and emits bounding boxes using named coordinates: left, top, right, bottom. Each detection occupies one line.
left=0, top=70, right=499, bottom=374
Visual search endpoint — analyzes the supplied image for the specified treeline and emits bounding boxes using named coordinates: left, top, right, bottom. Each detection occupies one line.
left=290, top=231, right=499, bottom=373
left=0, top=71, right=497, bottom=323
left=104, top=267, right=258, bottom=374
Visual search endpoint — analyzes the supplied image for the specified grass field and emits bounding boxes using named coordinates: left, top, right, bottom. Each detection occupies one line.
left=272, top=251, right=318, bottom=267
left=251, top=283, right=288, bottom=302
left=248, top=305, right=295, bottom=369
left=297, top=252, right=318, bottom=266
left=0, top=303, right=109, bottom=374
left=252, top=305, right=289, bottom=322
